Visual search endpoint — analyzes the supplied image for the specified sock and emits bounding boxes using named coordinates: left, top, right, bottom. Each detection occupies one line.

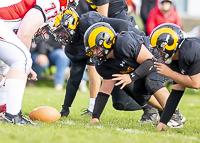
left=5, top=79, right=26, bottom=115
left=88, top=98, right=95, bottom=112
left=0, top=84, right=6, bottom=106
left=159, top=111, right=163, bottom=117
left=0, top=76, right=6, bottom=87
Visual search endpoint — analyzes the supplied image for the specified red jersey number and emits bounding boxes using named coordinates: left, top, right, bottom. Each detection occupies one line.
left=45, top=3, right=58, bottom=20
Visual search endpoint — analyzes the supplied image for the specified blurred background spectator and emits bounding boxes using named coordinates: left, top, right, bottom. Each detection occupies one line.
left=79, top=69, right=88, bottom=92
left=146, top=0, right=182, bottom=35
left=29, top=33, right=71, bottom=91
left=140, top=0, right=156, bottom=35
left=126, top=0, right=136, bottom=14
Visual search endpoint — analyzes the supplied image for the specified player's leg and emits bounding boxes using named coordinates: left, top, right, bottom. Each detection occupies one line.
left=61, top=59, right=87, bottom=117
left=111, top=85, right=142, bottom=111
left=0, top=20, right=40, bottom=126
left=0, top=61, right=9, bottom=119
left=146, top=70, right=185, bottom=128
left=80, top=64, right=101, bottom=116
left=123, top=81, right=160, bottom=123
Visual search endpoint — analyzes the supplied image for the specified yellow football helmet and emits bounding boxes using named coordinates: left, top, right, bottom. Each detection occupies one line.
left=53, top=7, right=79, bottom=45
left=84, top=22, right=116, bottom=65
left=150, top=23, right=184, bottom=64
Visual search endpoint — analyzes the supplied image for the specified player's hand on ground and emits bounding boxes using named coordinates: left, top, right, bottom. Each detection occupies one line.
left=89, top=118, right=99, bottom=124
left=28, top=69, right=38, bottom=81
left=154, top=62, right=172, bottom=77
left=112, top=74, right=132, bottom=89
left=157, top=122, right=167, bottom=131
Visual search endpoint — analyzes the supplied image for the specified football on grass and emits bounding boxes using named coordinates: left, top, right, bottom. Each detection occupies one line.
left=29, top=106, right=61, bottom=123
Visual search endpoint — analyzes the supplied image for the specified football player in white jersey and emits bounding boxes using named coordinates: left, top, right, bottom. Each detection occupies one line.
left=0, top=0, right=68, bottom=126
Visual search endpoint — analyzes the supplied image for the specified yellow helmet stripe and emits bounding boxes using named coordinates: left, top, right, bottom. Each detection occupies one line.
left=63, top=9, right=79, bottom=30
left=88, top=27, right=115, bottom=49
left=151, top=27, right=178, bottom=51
left=54, top=15, right=62, bottom=28
left=55, top=9, right=79, bottom=29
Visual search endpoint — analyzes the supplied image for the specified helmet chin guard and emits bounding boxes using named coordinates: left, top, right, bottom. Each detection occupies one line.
left=33, top=24, right=53, bottom=44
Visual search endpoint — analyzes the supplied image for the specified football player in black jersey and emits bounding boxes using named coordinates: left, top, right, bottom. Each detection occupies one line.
left=83, top=0, right=138, bottom=116
left=85, top=0, right=138, bottom=28
left=151, top=23, right=200, bottom=131
left=84, top=22, right=185, bottom=126
left=53, top=8, right=160, bottom=122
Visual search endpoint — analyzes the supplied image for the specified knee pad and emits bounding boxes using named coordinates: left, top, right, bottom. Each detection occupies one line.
left=113, top=103, right=124, bottom=110
left=145, top=76, right=164, bottom=95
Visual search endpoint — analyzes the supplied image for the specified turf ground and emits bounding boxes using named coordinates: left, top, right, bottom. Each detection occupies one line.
left=0, top=80, right=200, bottom=143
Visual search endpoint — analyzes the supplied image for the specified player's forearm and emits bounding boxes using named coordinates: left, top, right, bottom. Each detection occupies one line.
left=169, top=71, right=199, bottom=89
left=160, top=89, right=184, bottom=124
left=97, top=4, right=109, bottom=17
left=92, top=92, right=109, bottom=119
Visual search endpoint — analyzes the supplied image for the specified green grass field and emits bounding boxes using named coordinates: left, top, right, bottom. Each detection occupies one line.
left=0, top=80, right=200, bottom=143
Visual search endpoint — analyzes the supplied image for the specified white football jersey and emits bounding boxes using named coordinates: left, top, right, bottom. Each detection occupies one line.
left=0, top=0, right=60, bottom=31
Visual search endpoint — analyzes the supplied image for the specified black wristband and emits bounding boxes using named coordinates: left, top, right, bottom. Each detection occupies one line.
left=92, top=92, right=109, bottom=119
left=160, top=89, right=184, bottom=124
left=129, top=58, right=155, bottom=81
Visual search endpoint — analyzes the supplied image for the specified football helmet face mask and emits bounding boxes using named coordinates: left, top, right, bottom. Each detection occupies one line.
left=33, top=24, right=52, bottom=44
left=150, top=23, right=184, bottom=64
left=53, top=7, right=79, bottom=45
left=84, top=22, right=116, bottom=65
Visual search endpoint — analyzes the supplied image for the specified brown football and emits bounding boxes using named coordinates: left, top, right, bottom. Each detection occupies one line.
left=29, top=106, right=61, bottom=123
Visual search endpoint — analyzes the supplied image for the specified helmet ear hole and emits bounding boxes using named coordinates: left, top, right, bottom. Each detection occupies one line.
left=98, top=39, right=104, bottom=46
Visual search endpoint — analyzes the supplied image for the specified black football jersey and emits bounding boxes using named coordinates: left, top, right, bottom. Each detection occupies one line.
left=85, top=0, right=128, bottom=19
left=172, top=37, right=200, bottom=76
left=96, top=31, right=156, bottom=79
left=65, top=11, right=142, bottom=61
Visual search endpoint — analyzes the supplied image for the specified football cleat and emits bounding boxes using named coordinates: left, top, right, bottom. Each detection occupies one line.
left=2, top=111, right=42, bottom=127
left=80, top=109, right=92, bottom=116
left=167, top=111, right=183, bottom=128
left=0, top=104, right=6, bottom=120
left=60, top=107, right=70, bottom=117
left=175, top=109, right=186, bottom=124
left=138, top=108, right=159, bottom=123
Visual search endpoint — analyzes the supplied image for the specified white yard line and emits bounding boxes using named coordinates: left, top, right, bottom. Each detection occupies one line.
left=60, top=120, right=200, bottom=142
